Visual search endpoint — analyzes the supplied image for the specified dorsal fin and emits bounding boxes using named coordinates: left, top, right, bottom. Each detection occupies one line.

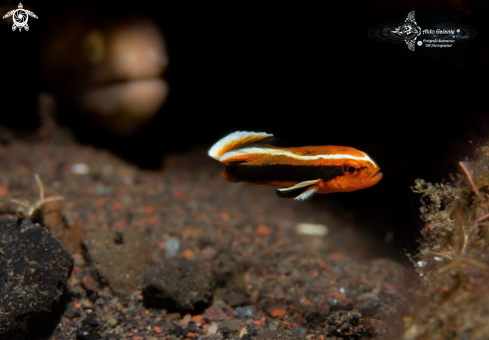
left=208, top=131, right=273, bottom=161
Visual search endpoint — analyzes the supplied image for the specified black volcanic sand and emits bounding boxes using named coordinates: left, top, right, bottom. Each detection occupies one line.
left=0, top=128, right=415, bottom=340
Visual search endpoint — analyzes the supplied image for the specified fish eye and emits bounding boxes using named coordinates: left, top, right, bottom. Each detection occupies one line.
left=343, top=160, right=360, bottom=177
left=84, top=30, right=105, bottom=64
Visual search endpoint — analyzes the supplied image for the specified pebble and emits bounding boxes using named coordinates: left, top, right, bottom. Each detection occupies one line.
left=82, top=230, right=152, bottom=296
left=206, top=323, right=219, bottom=335
left=76, top=326, right=100, bottom=340
left=290, top=327, right=307, bottom=338
left=73, top=252, right=86, bottom=267
left=71, top=163, right=90, bottom=175
left=234, top=306, right=257, bottom=318
left=82, top=313, right=101, bottom=328
left=340, top=322, right=351, bottom=332
left=277, top=259, right=294, bottom=275
left=219, top=319, right=241, bottom=335
left=203, top=306, right=227, bottom=322
left=165, top=237, right=180, bottom=256
left=143, top=257, right=215, bottom=312
left=269, top=323, right=278, bottom=331
left=239, top=327, right=248, bottom=339
left=295, top=223, right=328, bottom=236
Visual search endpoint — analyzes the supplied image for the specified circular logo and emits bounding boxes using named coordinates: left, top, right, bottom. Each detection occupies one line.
left=13, top=9, right=27, bottom=27
left=417, top=40, right=422, bottom=46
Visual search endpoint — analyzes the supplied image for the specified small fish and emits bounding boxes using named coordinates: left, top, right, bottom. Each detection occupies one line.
left=208, top=131, right=382, bottom=200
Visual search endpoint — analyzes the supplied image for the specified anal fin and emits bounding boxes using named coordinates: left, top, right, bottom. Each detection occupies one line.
left=276, top=179, right=320, bottom=200
left=294, top=186, right=319, bottom=200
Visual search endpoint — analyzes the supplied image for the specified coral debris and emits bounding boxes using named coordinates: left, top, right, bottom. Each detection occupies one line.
left=403, top=146, right=489, bottom=339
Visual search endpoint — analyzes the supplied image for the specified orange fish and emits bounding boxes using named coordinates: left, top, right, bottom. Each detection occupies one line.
left=208, top=131, right=382, bottom=200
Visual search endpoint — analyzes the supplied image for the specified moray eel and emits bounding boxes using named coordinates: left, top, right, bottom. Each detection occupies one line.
left=39, top=8, right=169, bottom=136
left=208, top=131, right=382, bottom=200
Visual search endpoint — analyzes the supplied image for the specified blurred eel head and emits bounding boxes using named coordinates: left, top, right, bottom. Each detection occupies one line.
left=40, top=10, right=169, bottom=136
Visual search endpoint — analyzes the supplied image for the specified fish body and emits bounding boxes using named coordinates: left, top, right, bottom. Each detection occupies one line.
left=208, top=131, right=382, bottom=200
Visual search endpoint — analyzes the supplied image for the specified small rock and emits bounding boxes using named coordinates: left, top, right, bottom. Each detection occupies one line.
left=81, top=299, right=95, bottom=310
left=143, top=257, right=215, bottom=312
left=82, top=313, right=101, bottom=328
left=169, top=322, right=188, bottom=338
left=203, top=306, right=227, bottom=322
left=295, top=223, right=328, bottom=236
left=113, top=231, right=123, bottom=245
left=76, top=326, right=101, bottom=340
left=187, top=321, right=201, bottom=334
left=234, top=306, right=256, bottom=318
left=325, top=309, right=366, bottom=338
left=340, top=322, right=351, bottom=332
left=356, top=292, right=379, bottom=301
left=180, top=313, right=192, bottom=326
left=200, top=246, right=217, bottom=260
left=105, top=332, right=118, bottom=340
left=239, top=327, right=248, bottom=339
left=206, top=323, right=219, bottom=335
left=73, top=252, right=86, bottom=267
left=81, top=274, right=100, bottom=293
left=65, top=304, right=82, bottom=319
left=219, top=319, right=241, bottom=336
left=83, top=230, right=152, bottom=296
left=269, top=322, right=278, bottom=331
left=269, top=308, right=287, bottom=318
left=277, top=259, right=294, bottom=275
left=0, top=218, right=73, bottom=340
left=42, top=198, right=87, bottom=254
left=165, top=313, right=181, bottom=323
left=290, top=327, right=307, bottom=338
left=165, top=237, right=180, bottom=257
left=216, top=286, right=248, bottom=306
left=104, top=315, right=118, bottom=328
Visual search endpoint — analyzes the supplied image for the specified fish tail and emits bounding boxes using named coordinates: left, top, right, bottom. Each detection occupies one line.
left=208, top=131, right=273, bottom=161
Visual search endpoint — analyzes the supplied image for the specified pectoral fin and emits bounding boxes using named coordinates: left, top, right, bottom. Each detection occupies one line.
left=222, top=169, right=239, bottom=182
left=276, top=179, right=321, bottom=200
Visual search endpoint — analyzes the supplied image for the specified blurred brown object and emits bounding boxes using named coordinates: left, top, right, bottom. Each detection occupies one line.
left=42, top=198, right=87, bottom=255
left=450, top=0, right=485, bottom=16
left=37, top=92, right=57, bottom=142
left=39, top=8, right=169, bottom=136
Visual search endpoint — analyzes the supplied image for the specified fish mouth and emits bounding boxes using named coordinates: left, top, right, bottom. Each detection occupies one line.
left=80, top=77, right=167, bottom=102
left=369, top=168, right=383, bottom=182
left=76, top=78, right=168, bottom=135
